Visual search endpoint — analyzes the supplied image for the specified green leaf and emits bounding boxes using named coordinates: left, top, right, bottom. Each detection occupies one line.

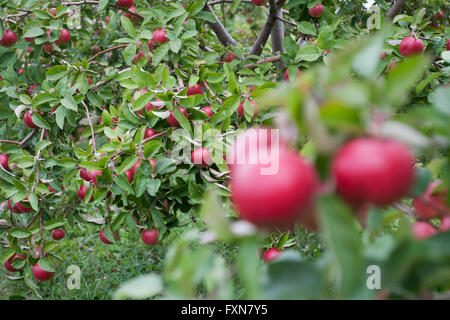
left=23, top=28, right=45, bottom=38
left=169, top=39, right=182, bottom=53
left=32, top=93, right=58, bottom=107
left=31, top=113, right=50, bottom=130
left=114, top=274, right=163, bottom=299
left=55, top=106, right=65, bottom=129
left=10, top=228, right=31, bottom=239
left=46, top=65, right=68, bottom=81
left=120, top=16, right=137, bottom=38
left=317, top=26, right=334, bottom=50
left=123, top=43, right=137, bottom=66
left=297, top=45, right=322, bottom=62
left=37, top=258, right=55, bottom=273
left=152, top=44, right=169, bottom=66
left=298, top=21, right=317, bottom=35
left=117, top=156, right=139, bottom=175
left=173, top=107, right=191, bottom=134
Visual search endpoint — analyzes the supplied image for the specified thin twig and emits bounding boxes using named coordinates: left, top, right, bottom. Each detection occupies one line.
left=87, top=44, right=128, bottom=63
left=243, top=54, right=281, bottom=69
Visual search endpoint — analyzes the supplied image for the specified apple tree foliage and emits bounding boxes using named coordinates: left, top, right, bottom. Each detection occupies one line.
left=0, top=0, right=450, bottom=299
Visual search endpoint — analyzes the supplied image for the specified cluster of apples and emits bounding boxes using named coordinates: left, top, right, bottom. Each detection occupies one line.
left=411, top=181, right=450, bottom=240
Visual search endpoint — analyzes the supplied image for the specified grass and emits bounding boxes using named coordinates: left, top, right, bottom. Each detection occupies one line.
left=1, top=223, right=323, bottom=300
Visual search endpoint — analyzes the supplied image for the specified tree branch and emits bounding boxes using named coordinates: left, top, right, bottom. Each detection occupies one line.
left=250, top=0, right=286, bottom=56
left=203, top=2, right=237, bottom=47
left=88, top=44, right=128, bottom=63
left=386, top=0, right=407, bottom=20
left=243, top=55, right=281, bottom=69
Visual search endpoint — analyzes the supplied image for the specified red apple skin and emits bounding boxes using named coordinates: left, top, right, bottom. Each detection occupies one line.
left=152, top=29, right=168, bottom=44
left=201, top=106, right=214, bottom=117
left=413, top=181, right=450, bottom=219
left=125, top=169, right=134, bottom=183
left=399, top=37, right=424, bottom=56
left=0, top=153, right=10, bottom=171
left=141, top=229, right=158, bottom=245
left=4, top=254, right=26, bottom=272
left=134, top=51, right=151, bottom=64
left=91, top=45, right=101, bottom=54
left=28, top=85, right=38, bottom=97
left=23, top=111, right=39, bottom=129
left=58, top=28, right=71, bottom=44
left=186, top=84, right=204, bottom=96
left=8, top=198, right=32, bottom=213
left=33, top=262, right=55, bottom=281
left=80, top=168, right=92, bottom=182
left=251, top=0, right=268, bottom=6
left=51, top=229, right=65, bottom=240
left=0, top=30, right=18, bottom=47
left=89, top=170, right=103, bottom=186
left=117, top=0, right=133, bottom=9
left=99, top=229, right=113, bottom=244
left=77, top=184, right=93, bottom=202
left=150, top=158, right=156, bottom=173
left=147, top=40, right=154, bottom=51
left=308, top=4, right=324, bottom=18
left=191, top=148, right=212, bottom=168
left=332, top=138, right=415, bottom=209
left=446, top=39, right=450, bottom=51
left=49, top=8, right=56, bottom=16
left=440, top=217, right=450, bottom=232
left=137, top=98, right=162, bottom=116
left=131, top=160, right=141, bottom=177
left=230, top=140, right=318, bottom=229
left=284, top=68, right=302, bottom=81
left=263, top=248, right=282, bottom=262
left=237, top=101, right=258, bottom=118
left=166, top=107, right=188, bottom=127
left=380, top=51, right=386, bottom=60
left=412, top=221, right=437, bottom=240
left=144, top=128, right=158, bottom=139
left=434, top=11, right=444, bottom=20
left=223, top=51, right=236, bottom=63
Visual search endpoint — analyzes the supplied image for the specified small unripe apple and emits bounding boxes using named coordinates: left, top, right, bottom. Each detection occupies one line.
left=237, top=101, right=258, bottom=118
left=263, top=248, right=281, bottom=262
left=51, top=229, right=65, bottom=240
left=144, top=128, right=158, bottom=139
left=308, top=4, right=324, bottom=18
left=152, top=29, right=168, bottom=44
left=284, top=68, right=301, bottom=81
left=222, top=51, right=236, bottom=63
left=201, top=106, right=213, bottom=117
left=186, top=83, right=204, bottom=96
left=251, top=0, right=268, bottom=6
left=99, top=229, right=113, bottom=244
left=117, top=0, right=133, bottom=9
left=32, top=262, right=54, bottom=281
left=166, top=107, right=188, bottom=127
left=191, top=148, right=212, bottom=168
left=332, top=138, right=415, bottom=208
left=246, top=17, right=252, bottom=23
left=399, top=37, right=424, bottom=56
left=141, top=229, right=158, bottom=245
left=412, top=221, right=437, bottom=240
left=105, top=16, right=111, bottom=23
left=0, top=153, right=10, bottom=171
left=0, top=30, right=18, bottom=47
left=4, top=254, right=26, bottom=272
left=413, top=181, right=449, bottom=219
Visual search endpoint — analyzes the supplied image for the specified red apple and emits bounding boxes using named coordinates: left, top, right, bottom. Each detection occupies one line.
left=99, top=229, right=113, bottom=244
left=144, top=128, right=158, bottom=139
left=191, top=147, right=212, bottom=168
left=237, top=101, right=258, bottom=118
left=125, top=169, right=134, bottom=183
left=332, top=138, right=415, bottom=209
left=412, top=221, right=437, bottom=240
left=152, top=29, right=168, bottom=44
left=399, top=37, right=424, bottom=56
left=23, top=111, right=39, bottom=129
left=117, top=0, right=133, bottom=9
left=0, top=154, right=10, bottom=171
left=166, top=107, right=188, bottom=127
left=32, top=262, right=54, bottom=281
left=186, top=83, right=204, bottom=96
left=141, top=229, right=158, bottom=245
left=91, top=45, right=101, bottom=54
left=230, top=133, right=318, bottom=229
left=446, top=39, right=450, bottom=51
left=434, top=11, right=444, bottom=20
left=223, top=51, right=236, bottom=63
left=51, top=229, right=65, bottom=240
left=201, top=106, right=213, bottom=117
left=251, top=0, right=268, bottom=6
left=57, top=28, right=71, bottom=44
left=133, top=51, right=151, bottom=64
left=4, top=254, right=26, bottom=272
left=413, top=181, right=449, bottom=219
left=284, top=68, right=301, bottom=81
left=0, top=30, right=18, bottom=47
left=308, top=4, right=324, bottom=18
left=49, top=8, right=56, bottom=16
left=263, top=248, right=281, bottom=262
left=440, top=216, right=450, bottom=232
left=147, top=40, right=154, bottom=51
left=380, top=51, right=386, bottom=59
